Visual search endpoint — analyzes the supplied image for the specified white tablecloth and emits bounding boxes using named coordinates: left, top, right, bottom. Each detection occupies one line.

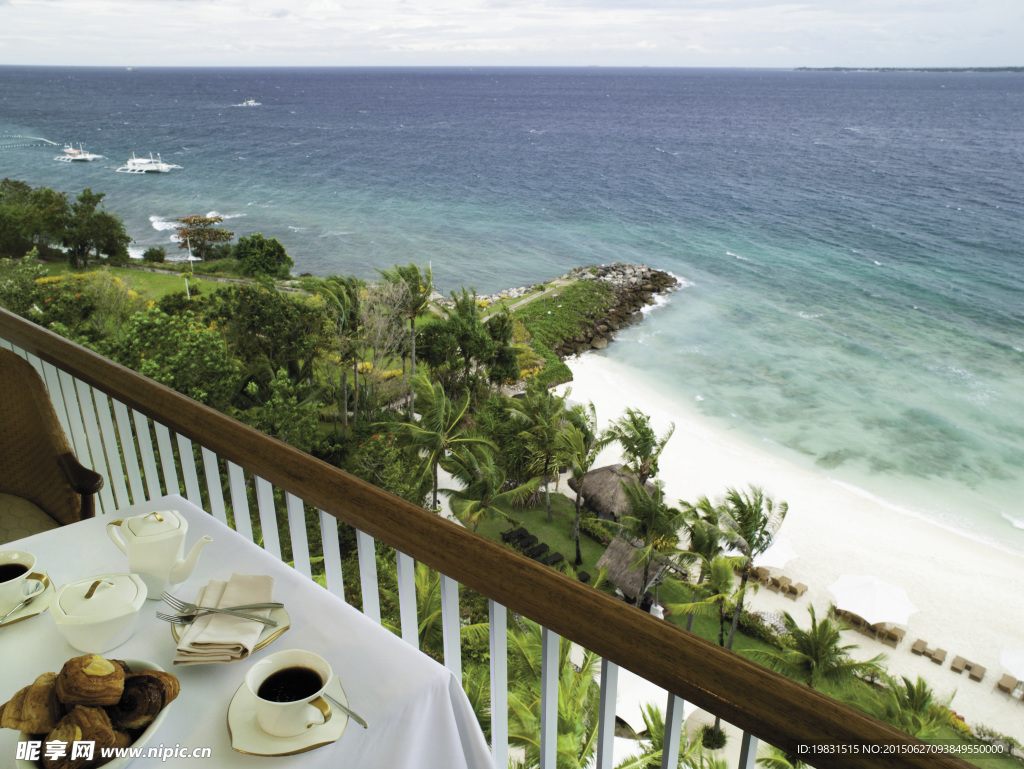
left=0, top=495, right=494, bottom=769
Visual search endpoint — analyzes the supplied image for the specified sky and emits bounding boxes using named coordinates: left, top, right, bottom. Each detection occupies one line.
left=0, top=0, right=1021, bottom=69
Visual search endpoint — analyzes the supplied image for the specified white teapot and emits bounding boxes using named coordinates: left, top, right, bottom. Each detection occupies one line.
left=107, top=510, right=212, bottom=597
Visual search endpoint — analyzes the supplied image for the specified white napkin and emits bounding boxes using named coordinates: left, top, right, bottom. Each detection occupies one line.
left=172, top=573, right=275, bottom=665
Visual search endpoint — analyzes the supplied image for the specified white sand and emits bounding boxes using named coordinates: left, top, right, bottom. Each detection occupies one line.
left=554, top=353, right=1024, bottom=743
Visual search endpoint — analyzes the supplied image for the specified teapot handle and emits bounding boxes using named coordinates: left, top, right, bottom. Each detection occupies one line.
left=106, top=520, right=128, bottom=555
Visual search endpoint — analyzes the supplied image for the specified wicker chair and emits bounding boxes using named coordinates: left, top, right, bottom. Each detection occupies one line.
left=0, top=349, right=104, bottom=541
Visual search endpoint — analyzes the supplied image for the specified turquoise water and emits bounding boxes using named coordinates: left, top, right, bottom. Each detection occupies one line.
left=2, top=66, right=1023, bottom=552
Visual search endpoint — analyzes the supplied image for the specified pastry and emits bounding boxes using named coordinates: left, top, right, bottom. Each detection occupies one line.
left=55, top=655, right=125, bottom=707
left=107, top=670, right=180, bottom=730
left=42, top=706, right=118, bottom=769
left=0, top=672, right=62, bottom=733
left=106, top=674, right=165, bottom=731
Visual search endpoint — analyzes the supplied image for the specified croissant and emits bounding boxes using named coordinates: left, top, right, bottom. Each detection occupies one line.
left=106, top=674, right=166, bottom=730
left=0, top=672, right=62, bottom=733
left=42, top=706, right=118, bottom=769
left=55, top=655, right=125, bottom=707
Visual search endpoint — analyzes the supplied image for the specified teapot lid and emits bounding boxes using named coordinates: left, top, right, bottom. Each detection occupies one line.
left=125, top=510, right=182, bottom=537
left=56, top=573, right=147, bottom=621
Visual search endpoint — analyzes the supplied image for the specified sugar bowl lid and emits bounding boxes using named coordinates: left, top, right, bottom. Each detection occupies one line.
left=125, top=510, right=182, bottom=537
left=54, top=573, right=147, bottom=623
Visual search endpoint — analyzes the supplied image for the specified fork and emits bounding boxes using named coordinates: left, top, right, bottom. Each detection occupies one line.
left=156, top=610, right=278, bottom=627
left=161, top=592, right=284, bottom=614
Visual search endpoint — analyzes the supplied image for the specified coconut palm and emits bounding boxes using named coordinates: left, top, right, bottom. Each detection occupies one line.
left=505, top=618, right=602, bottom=769
left=388, top=373, right=494, bottom=510
left=757, top=745, right=806, bottom=769
left=868, top=675, right=949, bottom=739
left=440, top=443, right=540, bottom=532
left=614, top=702, right=702, bottom=769
left=716, top=485, right=788, bottom=650
left=619, top=480, right=685, bottom=607
left=378, top=262, right=433, bottom=413
left=303, top=274, right=362, bottom=429
left=749, top=606, right=885, bottom=691
left=557, top=402, right=609, bottom=565
left=603, top=408, right=675, bottom=486
left=378, top=559, right=488, bottom=661
left=667, top=555, right=746, bottom=647
left=509, top=380, right=570, bottom=522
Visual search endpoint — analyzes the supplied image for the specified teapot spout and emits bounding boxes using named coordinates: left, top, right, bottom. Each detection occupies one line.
left=170, top=535, right=213, bottom=585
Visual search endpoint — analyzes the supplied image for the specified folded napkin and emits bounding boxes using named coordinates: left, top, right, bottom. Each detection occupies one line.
left=172, top=573, right=275, bottom=665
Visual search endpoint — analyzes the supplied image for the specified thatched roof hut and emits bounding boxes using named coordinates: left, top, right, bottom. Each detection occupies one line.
left=595, top=536, right=668, bottom=602
left=567, top=463, right=654, bottom=521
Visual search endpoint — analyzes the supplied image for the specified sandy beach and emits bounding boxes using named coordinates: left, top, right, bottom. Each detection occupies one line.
left=553, top=352, right=1024, bottom=744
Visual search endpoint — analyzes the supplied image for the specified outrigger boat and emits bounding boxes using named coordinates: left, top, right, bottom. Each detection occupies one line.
left=115, top=152, right=182, bottom=174
left=54, top=144, right=104, bottom=162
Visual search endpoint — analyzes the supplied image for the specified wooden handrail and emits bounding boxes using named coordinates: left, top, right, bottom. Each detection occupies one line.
left=0, top=308, right=975, bottom=768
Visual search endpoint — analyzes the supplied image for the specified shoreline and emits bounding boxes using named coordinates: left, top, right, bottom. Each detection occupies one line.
left=553, top=349, right=1024, bottom=743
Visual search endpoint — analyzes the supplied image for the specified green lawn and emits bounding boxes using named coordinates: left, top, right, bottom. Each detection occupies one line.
left=41, top=261, right=228, bottom=300
left=470, top=491, right=609, bottom=575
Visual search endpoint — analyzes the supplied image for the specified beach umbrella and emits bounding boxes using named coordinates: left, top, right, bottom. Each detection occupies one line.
left=1000, top=650, right=1024, bottom=680
left=756, top=535, right=798, bottom=570
left=828, top=574, right=918, bottom=627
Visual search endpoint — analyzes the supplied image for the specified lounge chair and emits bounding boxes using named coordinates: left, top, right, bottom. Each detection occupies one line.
left=769, top=576, right=791, bottom=593
left=968, top=664, right=985, bottom=682
left=882, top=627, right=905, bottom=648
left=577, top=571, right=590, bottom=583
left=525, top=543, right=549, bottom=559
left=518, top=534, right=538, bottom=550
left=911, top=639, right=927, bottom=655
left=997, top=674, right=1018, bottom=694
left=784, top=582, right=807, bottom=600
left=929, top=648, right=946, bottom=665
left=950, top=656, right=968, bottom=674
left=541, top=552, right=564, bottom=567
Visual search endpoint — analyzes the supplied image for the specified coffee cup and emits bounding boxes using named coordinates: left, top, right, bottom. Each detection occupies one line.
left=244, top=649, right=333, bottom=737
left=0, top=550, right=47, bottom=616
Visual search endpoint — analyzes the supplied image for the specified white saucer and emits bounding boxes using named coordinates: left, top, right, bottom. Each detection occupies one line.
left=0, top=571, right=53, bottom=628
left=227, top=675, right=350, bottom=756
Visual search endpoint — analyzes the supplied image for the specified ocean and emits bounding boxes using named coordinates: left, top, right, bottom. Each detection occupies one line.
left=2, top=66, right=1023, bottom=554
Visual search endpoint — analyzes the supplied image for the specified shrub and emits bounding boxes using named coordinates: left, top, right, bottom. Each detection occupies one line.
left=142, top=246, right=166, bottom=263
left=700, top=724, right=727, bottom=750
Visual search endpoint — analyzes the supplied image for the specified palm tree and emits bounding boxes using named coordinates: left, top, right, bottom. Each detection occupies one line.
left=440, top=443, right=540, bottom=532
left=304, top=274, right=362, bottom=429
left=867, top=675, right=949, bottom=739
left=716, top=485, right=788, bottom=650
left=614, top=702, right=702, bottom=769
left=619, top=480, right=685, bottom=607
left=505, top=618, right=602, bottom=769
left=750, top=606, right=885, bottom=691
left=378, top=263, right=433, bottom=413
left=603, top=408, right=675, bottom=486
left=509, top=380, right=570, bottom=522
left=388, top=373, right=494, bottom=510
left=378, top=559, right=488, bottom=660
left=557, top=402, right=609, bottom=565
left=667, top=555, right=746, bottom=647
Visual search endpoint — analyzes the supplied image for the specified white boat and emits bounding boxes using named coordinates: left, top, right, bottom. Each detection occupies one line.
left=54, top=144, right=104, bottom=162
left=234, top=98, right=261, bottom=107
left=115, top=152, right=182, bottom=174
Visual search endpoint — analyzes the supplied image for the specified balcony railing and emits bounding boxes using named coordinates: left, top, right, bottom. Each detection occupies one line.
left=0, top=307, right=974, bottom=769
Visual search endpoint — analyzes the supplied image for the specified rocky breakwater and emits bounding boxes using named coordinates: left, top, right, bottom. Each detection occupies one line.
left=554, top=263, right=678, bottom=357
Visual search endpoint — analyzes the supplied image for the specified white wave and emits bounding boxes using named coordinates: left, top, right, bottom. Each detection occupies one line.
left=727, top=251, right=749, bottom=261
left=206, top=210, right=246, bottom=221
left=798, top=311, right=822, bottom=320
left=149, top=216, right=177, bottom=232
left=874, top=260, right=883, bottom=266
left=695, top=394, right=704, bottom=401
left=1002, top=512, right=1024, bottom=531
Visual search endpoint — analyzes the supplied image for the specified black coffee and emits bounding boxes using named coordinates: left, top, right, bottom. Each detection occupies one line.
left=257, top=666, right=323, bottom=703
left=0, top=564, right=28, bottom=583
